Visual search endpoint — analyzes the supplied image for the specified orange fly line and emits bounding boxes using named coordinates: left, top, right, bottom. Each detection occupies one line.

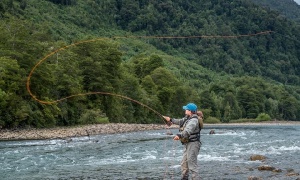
left=26, top=31, right=273, bottom=122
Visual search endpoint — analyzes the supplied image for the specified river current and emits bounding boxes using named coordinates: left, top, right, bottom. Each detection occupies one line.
left=1, top=125, right=299, bottom=180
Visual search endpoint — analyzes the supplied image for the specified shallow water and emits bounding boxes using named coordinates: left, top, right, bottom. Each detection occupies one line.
left=1, top=125, right=300, bottom=179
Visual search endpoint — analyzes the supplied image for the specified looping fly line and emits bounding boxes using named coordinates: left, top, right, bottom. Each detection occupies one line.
left=26, top=31, right=273, bottom=122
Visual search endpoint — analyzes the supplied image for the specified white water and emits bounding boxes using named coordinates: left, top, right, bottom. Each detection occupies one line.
left=1, top=125, right=300, bottom=179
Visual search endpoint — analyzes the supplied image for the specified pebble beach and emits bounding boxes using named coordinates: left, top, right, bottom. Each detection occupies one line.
left=0, top=123, right=174, bottom=141
left=1, top=121, right=300, bottom=141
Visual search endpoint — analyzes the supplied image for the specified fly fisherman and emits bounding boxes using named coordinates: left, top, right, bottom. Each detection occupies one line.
left=164, top=103, right=201, bottom=180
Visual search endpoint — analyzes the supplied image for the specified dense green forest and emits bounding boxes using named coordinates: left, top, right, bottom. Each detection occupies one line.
left=250, top=0, right=300, bottom=22
left=0, top=0, right=300, bottom=129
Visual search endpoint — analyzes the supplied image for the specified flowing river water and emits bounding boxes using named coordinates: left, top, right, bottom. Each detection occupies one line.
left=1, top=124, right=300, bottom=180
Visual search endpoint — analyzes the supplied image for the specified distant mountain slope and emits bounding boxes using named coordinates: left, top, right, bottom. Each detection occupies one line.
left=250, top=0, right=300, bottom=22
left=1, top=0, right=300, bottom=128
left=112, top=0, right=300, bottom=85
left=1, top=0, right=298, bottom=86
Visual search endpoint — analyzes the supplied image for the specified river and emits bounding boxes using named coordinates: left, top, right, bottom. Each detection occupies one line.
left=1, top=125, right=299, bottom=179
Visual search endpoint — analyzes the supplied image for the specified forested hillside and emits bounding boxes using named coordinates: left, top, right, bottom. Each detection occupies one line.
left=250, top=0, right=300, bottom=22
left=0, top=0, right=300, bottom=129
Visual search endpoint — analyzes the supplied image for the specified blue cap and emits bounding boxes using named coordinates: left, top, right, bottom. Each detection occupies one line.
left=182, top=103, right=197, bottom=112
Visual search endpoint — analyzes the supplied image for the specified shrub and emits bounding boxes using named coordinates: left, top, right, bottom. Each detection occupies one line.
left=204, top=116, right=221, bottom=124
left=256, top=113, right=271, bottom=122
left=78, top=109, right=109, bottom=124
left=95, top=117, right=110, bottom=124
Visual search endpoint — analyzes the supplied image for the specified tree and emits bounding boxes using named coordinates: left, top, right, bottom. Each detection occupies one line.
left=199, top=90, right=217, bottom=117
left=237, top=86, right=264, bottom=118
left=0, top=57, right=26, bottom=127
left=149, top=67, right=180, bottom=114
left=73, top=40, right=123, bottom=122
left=46, top=0, right=77, bottom=5
left=279, top=94, right=299, bottom=120
left=132, top=54, right=164, bottom=79
left=222, top=92, right=242, bottom=121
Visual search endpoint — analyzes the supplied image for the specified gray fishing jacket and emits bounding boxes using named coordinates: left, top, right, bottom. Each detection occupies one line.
left=171, top=114, right=200, bottom=142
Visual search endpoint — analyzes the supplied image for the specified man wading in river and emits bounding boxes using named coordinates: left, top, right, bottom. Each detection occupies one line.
left=164, top=103, right=201, bottom=180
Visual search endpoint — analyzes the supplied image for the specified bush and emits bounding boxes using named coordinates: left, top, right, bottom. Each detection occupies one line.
left=95, top=117, right=110, bottom=124
left=256, top=113, right=271, bottom=122
left=204, top=116, right=221, bottom=124
left=78, top=109, right=109, bottom=125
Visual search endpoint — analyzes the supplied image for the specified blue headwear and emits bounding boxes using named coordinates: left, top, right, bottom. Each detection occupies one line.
left=182, top=103, right=197, bottom=112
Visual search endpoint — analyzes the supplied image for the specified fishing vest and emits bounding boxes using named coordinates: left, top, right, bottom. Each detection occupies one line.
left=179, top=114, right=201, bottom=143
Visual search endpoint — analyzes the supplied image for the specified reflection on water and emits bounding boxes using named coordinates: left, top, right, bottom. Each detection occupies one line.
left=1, top=125, right=300, bottom=180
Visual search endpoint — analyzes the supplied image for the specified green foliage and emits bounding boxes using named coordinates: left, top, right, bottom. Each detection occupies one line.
left=79, top=109, right=109, bottom=124
left=204, top=117, right=221, bottom=124
left=278, top=94, right=299, bottom=120
left=0, top=89, right=8, bottom=127
left=199, top=90, right=218, bottom=117
left=222, top=92, right=242, bottom=122
left=0, top=57, right=27, bottom=128
left=201, top=108, right=212, bottom=121
left=0, top=0, right=299, bottom=129
left=46, top=0, right=77, bottom=6
left=149, top=67, right=180, bottom=114
left=132, top=54, right=164, bottom=79
left=256, top=113, right=271, bottom=122
left=250, top=0, right=300, bottom=22
left=111, top=0, right=300, bottom=86
left=237, top=86, right=263, bottom=118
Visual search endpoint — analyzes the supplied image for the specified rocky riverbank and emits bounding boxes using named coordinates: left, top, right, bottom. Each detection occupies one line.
left=0, top=123, right=176, bottom=141
left=1, top=121, right=299, bottom=141
left=207, top=120, right=300, bottom=126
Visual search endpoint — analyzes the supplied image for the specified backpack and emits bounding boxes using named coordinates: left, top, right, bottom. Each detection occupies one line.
left=197, top=111, right=204, bottom=130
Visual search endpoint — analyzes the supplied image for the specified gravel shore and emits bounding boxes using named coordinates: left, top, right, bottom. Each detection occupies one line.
left=1, top=121, right=299, bottom=141
left=0, top=123, right=175, bottom=141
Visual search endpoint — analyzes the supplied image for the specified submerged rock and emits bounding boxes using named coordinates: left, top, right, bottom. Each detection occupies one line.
left=250, top=154, right=266, bottom=161
left=258, top=165, right=275, bottom=171
left=272, top=168, right=282, bottom=173
left=285, top=169, right=299, bottom=176
left=248, top=176, right=262, bottom=180
left=286, top=172, right=299, bottom=176
left=209, top=129, right=215, bottom=134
